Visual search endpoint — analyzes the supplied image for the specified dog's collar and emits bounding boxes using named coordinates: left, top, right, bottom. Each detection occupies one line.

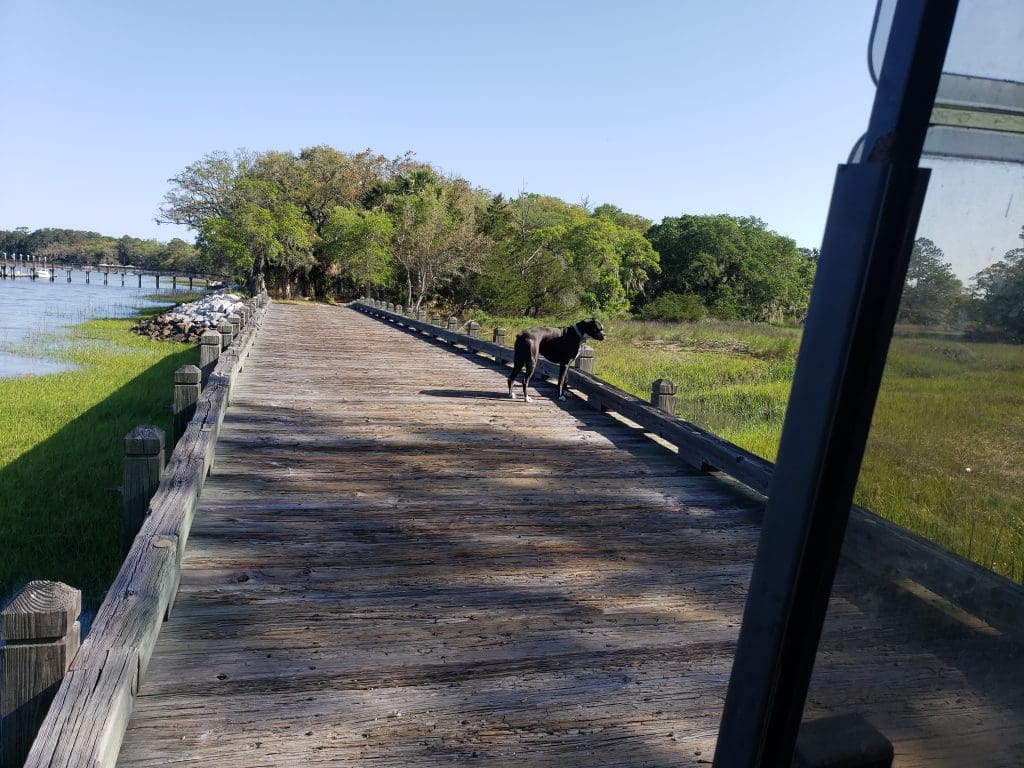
left=571, top=323, right=585, bottom=339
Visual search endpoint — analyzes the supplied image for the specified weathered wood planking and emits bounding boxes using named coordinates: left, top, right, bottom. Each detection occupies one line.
left=354, top=303, right=1024, bottom=644
left=24, top=295, right=271, bottom=768
left=114, top=303, right=1024, bottom=768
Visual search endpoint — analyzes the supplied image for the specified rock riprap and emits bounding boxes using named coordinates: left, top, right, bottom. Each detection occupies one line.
left=132, top=293, right=247, bottom=343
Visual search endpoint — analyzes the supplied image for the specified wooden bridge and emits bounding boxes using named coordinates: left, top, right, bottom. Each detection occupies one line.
left=0, top=256, right=219, bottom=289
left=11, top=301, right=1024, bottom=767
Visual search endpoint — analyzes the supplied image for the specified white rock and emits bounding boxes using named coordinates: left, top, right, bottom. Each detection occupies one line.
left=157, top=293, right=246, bottom=330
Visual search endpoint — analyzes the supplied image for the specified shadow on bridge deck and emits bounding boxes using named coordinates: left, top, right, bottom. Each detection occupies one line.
left=116, top=303, right=1024, bottom=768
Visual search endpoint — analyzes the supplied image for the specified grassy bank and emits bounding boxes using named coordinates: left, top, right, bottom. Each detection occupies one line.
left=0, top=310, right=196, bottom=607
left=466, top=311, right=1023, bottom=582
left=859, top=337, right=1024, bottom=581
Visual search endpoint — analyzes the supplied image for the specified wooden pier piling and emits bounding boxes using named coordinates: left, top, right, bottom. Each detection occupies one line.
left=121, top=426, right=166, bottom=557
left=173, top=366, right=202, bottom=444
left=0, top=582, right=81, bottom=768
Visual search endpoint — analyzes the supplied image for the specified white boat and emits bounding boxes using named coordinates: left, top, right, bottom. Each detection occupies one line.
left=35, top=268, right=51, bottom=279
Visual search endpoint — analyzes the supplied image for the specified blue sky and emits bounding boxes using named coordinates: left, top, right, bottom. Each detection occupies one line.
left=1, top=1, right=881, bottom=250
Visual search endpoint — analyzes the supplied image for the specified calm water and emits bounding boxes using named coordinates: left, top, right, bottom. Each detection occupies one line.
left=0, top=271, right=187, bottom=378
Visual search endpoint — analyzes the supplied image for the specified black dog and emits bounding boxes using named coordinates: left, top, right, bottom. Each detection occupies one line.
left=508, top=319, right=606, bottom=402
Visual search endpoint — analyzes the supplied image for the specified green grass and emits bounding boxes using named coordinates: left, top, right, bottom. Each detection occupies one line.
left=466, top=311, right=1024, bottom=582
left=859, top=337, right=1024, bottom=581
left=146, top=290, right=208, bottom=304
left=596, top=319, right=799, bottom=461
left=0, top=317, right=196, bottom=608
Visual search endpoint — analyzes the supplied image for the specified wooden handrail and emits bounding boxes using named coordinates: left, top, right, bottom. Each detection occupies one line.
left=23, top=293, right=270, bottom=768
left=355, top=300, right=1024, bottom=642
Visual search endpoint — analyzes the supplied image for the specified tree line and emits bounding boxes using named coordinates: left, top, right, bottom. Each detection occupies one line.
left=898, top=229, right=1024, bottom=341
left=0, top=227, right=198, bottom=272
left=156, top=146, right=817, bottom=322
left=12, top=144, right=1018, bottom=338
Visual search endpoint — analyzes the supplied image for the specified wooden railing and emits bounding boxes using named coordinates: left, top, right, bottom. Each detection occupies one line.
left=11, top=293, right=270, bottom=768
left=354, top=299, right=1024, bottom=642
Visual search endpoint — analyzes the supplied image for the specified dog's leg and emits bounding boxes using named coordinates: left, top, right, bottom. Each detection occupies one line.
left=557, top=363, right=570, bottom=401
left=522, top=358, right=535, bottom=403
left=508, top=360, right=523, bottom=399
left=510, top=336, right=534, bottom=401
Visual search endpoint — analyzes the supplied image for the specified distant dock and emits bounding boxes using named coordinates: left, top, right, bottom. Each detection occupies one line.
left=0, top=256, right=219, bottom=290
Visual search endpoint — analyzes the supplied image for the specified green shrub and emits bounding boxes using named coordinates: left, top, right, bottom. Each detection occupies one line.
left=638, top=292, right=706, bottom=322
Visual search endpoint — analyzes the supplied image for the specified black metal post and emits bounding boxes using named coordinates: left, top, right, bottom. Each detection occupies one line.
left=712, top=1, right=959, bottom=766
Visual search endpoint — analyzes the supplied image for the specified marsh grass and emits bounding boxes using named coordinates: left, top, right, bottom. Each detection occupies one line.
left=145, top=290, right=208, bottom=304
left=0, top=317, right=196, bottom=608
left=860, top=337, right=1024, bottom=581
left=467, top=311, right=1023, bottom=581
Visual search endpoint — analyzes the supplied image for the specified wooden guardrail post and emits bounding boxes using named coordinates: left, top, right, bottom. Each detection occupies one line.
left=122, top=426, right=165, bottom=557
left=466, top=321, right=480, bottom=352
left=575, top=344, right=595, bottom=374
left=173, top=365, right=201, bottom=444
left=0, top=581, right=81, bottom=768
left=446, top=316, right=459, bottom=332
left=651, top=378, right=677, bottom=415
left=493, top=327, right=507, bottom=346
left=415, top=309, right=425, bottom=322
left=217, top=320, right=233, bottom=350
left=199, top=330, right=221, bottom=388
left=431, top=313, right=440, bottom=326
left=396, top=304, right=404, bottom=316
left=228, top=314, right=242, bottom=338
left=387, top=302, right=395, bottom=312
